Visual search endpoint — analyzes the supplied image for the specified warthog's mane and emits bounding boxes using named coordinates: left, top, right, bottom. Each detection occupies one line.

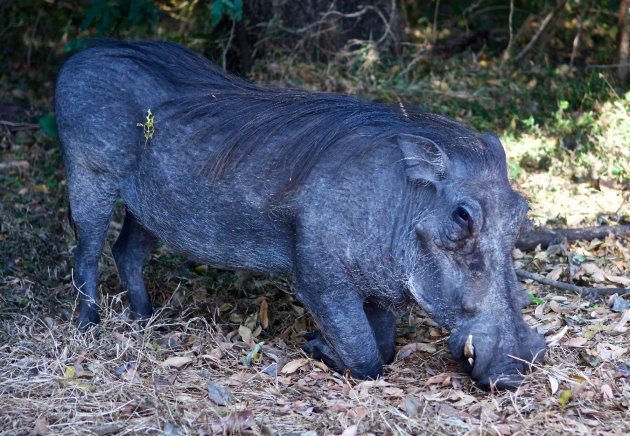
left=91, top=39, right=505, bottom=192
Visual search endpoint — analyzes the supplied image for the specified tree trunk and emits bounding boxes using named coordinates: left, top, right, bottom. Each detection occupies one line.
left=618, top=0, right=630, bottom=80
left=243, top=0, right=403, bottom=60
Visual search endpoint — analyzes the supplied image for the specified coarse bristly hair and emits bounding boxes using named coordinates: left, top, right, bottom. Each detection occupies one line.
left=90, top=39, right=506, bottom=192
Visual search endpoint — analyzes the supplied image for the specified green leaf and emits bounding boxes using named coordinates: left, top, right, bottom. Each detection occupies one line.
left=65, top=366, right=76, bottom=378
left=211, top=1, right=224, bottom=26
left=558, top=389, right=572, bottom=409
left=38, top=115, right=58, bottom=139
left=572, top=253, right=586, bottom=264
left=63, top=38, right=87, bottom=54
left=529, top=293, right=544, bottom=305
left=240, top=341, right=264, bottom=366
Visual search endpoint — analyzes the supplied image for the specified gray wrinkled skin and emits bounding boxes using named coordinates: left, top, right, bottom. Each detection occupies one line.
left=55, top=40, right=545, bottom=390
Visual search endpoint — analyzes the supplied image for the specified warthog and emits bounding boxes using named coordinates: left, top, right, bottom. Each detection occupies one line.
left=55, top=40, right=545, bottom=389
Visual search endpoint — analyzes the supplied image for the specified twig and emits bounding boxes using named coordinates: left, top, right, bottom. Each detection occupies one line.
left=27, top=10, right=42, bottom=67
left=222, top=19, right=236, bottom=71
left=586, top=62, right=630, bottom=70
left=516, top=268, right=629, bottom=299
left=432, top=0, right=440, bottom=45
left=0, top=120, right=39, bottom=128
left=399, top=48, right=429, bottom=77
left=514, top=8, right=555, bottom=61
left=570, top=0, right=593, bottom=68
left=281, top=5, right=393, bottom=44
left=502, top=0, right=514, bottom=61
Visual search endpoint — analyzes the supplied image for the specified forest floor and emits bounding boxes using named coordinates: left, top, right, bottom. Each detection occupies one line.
left=1, top=34, right=629, bottom=436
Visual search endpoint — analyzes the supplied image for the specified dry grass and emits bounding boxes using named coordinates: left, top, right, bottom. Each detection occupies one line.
left=1, top=264, right=629, bottom=435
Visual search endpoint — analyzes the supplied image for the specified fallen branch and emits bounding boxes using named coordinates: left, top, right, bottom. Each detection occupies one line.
left=516, top=268, right=629, bottom=300
left=0, top=120, right=39, bottom=128
left=516, top=225, right=630, bottom=251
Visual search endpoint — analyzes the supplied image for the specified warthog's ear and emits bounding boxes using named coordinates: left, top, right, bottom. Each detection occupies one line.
left=397, top=134, right=450, bottom=184
left=480, top=132, right=508, bottom=174
left=481, top=132, right=505, bottom=157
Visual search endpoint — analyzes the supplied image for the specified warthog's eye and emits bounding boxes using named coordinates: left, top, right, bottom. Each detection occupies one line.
left=453, top=206, right=472, bottom=233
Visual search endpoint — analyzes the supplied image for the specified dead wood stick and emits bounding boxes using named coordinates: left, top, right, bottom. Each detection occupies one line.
left=516, top=224, right=630, bottom=251
left=513, top=9, right=554, bottom=61
left=0, top=120, right=39, bottom=128
left=515, top=268, right=629, bottom=299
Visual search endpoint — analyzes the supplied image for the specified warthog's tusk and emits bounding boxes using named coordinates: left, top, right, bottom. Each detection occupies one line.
left=464, top=334, right=474, bottom=358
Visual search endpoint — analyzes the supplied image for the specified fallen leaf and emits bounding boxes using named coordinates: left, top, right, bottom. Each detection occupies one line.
left=549, top=300, right=562, bottom=313
left=564, top=337, right=588, bottom=347
left=426, top=374, right=449, bottom=385
left=210, top=410, right=254, bottom=433
left=163, top=422, right=181, bottom=436
left=34, top=416, right=48, bottom=436
left=207, top=380, right=232, bottom=406
left=546, top=265, right=564, bottom=281
left=611, top=296, right=630, bottom=313
left=615, top=363, right=630, bottom=376
left=161, top=356, right=192, bottom=369
left=383, top=387, right=404, bottom=396
left=329, top=401, right=351, bottom=412
left=596, top=343, right=628, bottom=360
left=558, top=389, right=572, bottom=409
left=613, top=309, right=630, bottom=332
left=238, top=325, right=252, bottom=345
left=580, top=351, right=600, bottom=367
left=569, top=374, right=588, bottom=383
left=112, top=332, right=136, bottom=348
left=281, top=358, right=309, bottom=374
left=349, top=406, right=368, bottom=419
left=311, top=360, right=328, bottom=372
left=260, top=299, right=269, bottom=329
left=396, top=343, right=418, bottom=360
left=546, top=325, right=568, bottom=346
left=437, top=404, right=479, bottom=425
left=600, top=384, right=614, bottom=400
left=204, top=348, right=224, bottom=361
left=340, top=425, right=358, bottom=436
left=359, top=379, right=392, bottom=388
left=262, top=363, right=279, bottom=376
left=548, top=376, right=559, bottom=394
left=606, top=275, right=630, bottom=287
left=33, top=184, right=49, bottom=193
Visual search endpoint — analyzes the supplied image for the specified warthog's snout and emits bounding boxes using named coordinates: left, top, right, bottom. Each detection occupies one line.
left=450, top=321, right=546, bottom=390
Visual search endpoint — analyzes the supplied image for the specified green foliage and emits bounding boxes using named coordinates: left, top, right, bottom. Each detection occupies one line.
left=63, top=38, right=88, bottom=54
left=38, top=115, right=58, bottom=139
left=210, top=0, right=243, bottom=26
left=81, top=0, right=158, bottom=36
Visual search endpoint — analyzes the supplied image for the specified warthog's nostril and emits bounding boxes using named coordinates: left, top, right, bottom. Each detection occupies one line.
left=464, top=334, right=475, bottom=367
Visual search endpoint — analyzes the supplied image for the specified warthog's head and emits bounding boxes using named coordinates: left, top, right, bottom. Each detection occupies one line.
left=399, top=127, right=546, bottom=389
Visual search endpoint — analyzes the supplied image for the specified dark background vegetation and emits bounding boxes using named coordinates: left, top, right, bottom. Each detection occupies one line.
left=0, top=1, right=629, bottom=435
